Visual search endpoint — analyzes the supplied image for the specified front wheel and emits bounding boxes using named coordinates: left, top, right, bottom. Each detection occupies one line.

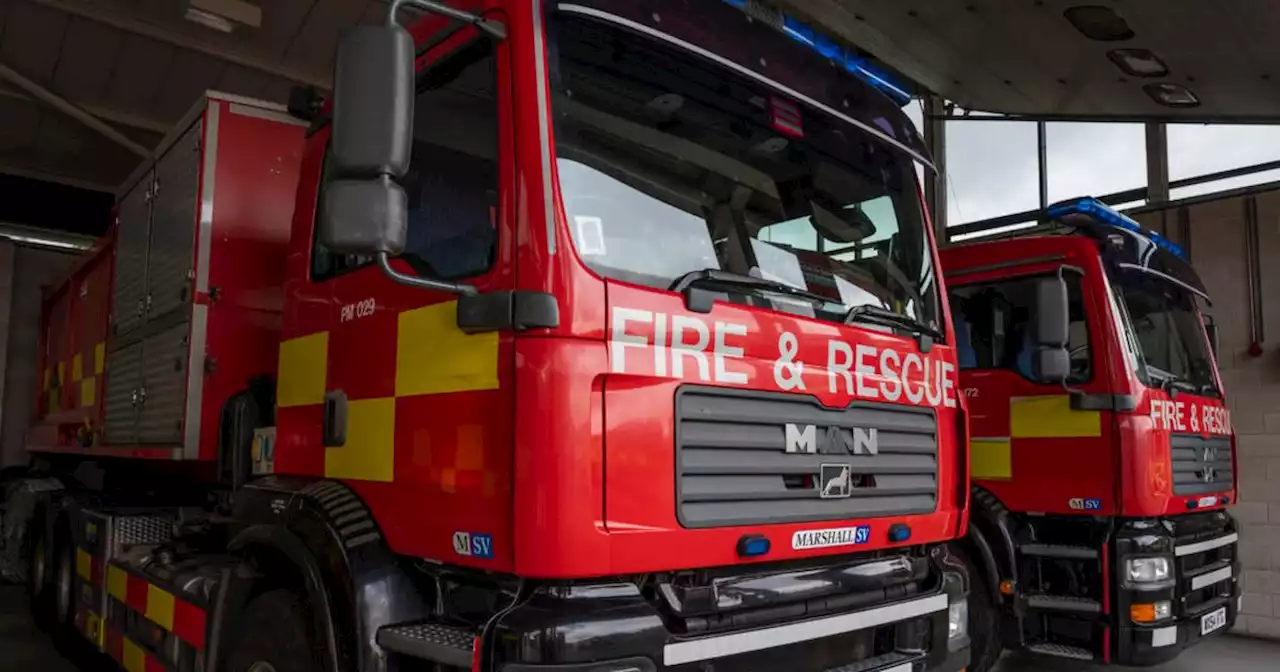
left=965, top=554, right=1004, bottom=672
left=225, top=589, right=324, bottom=672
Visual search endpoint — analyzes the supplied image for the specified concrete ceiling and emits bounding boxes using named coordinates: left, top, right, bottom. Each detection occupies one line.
left=4, top=0, right=1280, bottom=196
left=782, top=0, right=1280, bottom=122
left=0, top=0, right=395, bottom=193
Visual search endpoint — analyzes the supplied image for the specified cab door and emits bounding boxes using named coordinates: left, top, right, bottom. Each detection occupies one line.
left=949, top=265, right=1118, bottom=515
left=287, top=24, right=518, bottom=568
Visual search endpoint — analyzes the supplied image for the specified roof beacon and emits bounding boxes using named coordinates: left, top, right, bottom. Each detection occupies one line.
left=1046, top=197, right=1189, bottom=260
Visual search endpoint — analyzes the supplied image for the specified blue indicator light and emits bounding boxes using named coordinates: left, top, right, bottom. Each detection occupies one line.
left=737, top=535, right=771, bottom=557
left=888, top=523, right=912, bottom=543
left=720, top=0, right=912, bottom=106
left=1047, top=197, right=1189, bottom=260
left=1186, top=500, right=1198, bottom=510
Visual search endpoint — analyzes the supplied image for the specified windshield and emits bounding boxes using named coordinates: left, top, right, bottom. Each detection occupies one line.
left=547, top=10, right=938, bottom=329
left=1113, top=271, right=1219, bottom=396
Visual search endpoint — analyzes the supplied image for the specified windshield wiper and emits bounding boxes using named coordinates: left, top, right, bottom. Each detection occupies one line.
left=669, top=268, right=830, bottom=313
left=844, top=304, right=942, bottom=352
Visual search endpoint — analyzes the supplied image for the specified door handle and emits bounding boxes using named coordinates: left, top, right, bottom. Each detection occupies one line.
left=323, top=390, right=348, bottom=447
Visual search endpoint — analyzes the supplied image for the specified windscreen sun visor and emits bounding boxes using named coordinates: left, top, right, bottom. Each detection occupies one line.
left=552, top=0, right=934, bottom=171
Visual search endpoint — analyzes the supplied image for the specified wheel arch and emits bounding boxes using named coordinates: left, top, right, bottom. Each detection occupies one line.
left=223, top=478, right=432, bottom=672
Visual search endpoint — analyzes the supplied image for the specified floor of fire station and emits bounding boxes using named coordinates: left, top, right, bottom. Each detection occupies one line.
left=2, top=585, right=1278, bottom=671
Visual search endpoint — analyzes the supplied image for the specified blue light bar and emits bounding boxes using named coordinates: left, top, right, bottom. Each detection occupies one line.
left=1046, top=197, right=1189, bottom=260
left=719, top=0, right=912, bottom=106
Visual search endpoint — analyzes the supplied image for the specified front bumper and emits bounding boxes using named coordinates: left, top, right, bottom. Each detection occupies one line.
left=491, top=548, right=970, bottom=672
left=1113, top=512, right=1239, bottom=666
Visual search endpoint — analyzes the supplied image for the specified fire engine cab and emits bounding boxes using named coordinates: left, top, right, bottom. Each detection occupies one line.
left=8, top=1, right=974, bottom=671
left=941, top=198, right=1239, bottom=670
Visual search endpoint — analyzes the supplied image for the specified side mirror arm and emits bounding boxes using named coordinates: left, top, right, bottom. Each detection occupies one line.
left=389, top=0, right=506, bottom=40
left=377, top=252, right=478, bottom=296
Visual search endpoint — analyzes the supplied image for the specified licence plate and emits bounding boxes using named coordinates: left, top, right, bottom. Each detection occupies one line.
left=1201, top=607, right=1227, bottom=635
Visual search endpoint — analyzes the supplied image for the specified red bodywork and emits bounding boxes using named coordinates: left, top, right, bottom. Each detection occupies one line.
left=29, top=93, right=305, bottom=462
left=33, top=2, right=966, bottom=582
left=272, top=1, right=965, bottom=579
left=940, top=234, right=1237, bottom=519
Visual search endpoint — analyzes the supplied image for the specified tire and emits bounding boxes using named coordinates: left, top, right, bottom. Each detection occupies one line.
left=964, top=550, right=1004, bottom=672
left=225, top=589, right=324, bottom=672
left=26, top=519, right=55, bottom=627
left=52, top=536, right=76, bottom=629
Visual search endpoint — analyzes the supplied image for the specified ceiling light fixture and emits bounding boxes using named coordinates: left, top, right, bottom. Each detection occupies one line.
left=1144, top=83, right=1200, bottom=108
left=185, top=7, right=235, bottom=33
left=185, top=0, right=262, bottom=33
left=1107, top=49, right=1169, bottom=78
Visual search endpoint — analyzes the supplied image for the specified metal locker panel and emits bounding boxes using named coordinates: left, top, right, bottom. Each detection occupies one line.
left=146, top=121, right=202, bottom=323
left=111, top=174, right=152, bottom=336
left=137, top=321, right=191, bottom=445
left=102, top=342, right=143, bottom=445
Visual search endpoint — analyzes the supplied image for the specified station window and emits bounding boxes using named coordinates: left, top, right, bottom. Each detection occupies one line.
left=312, top=42, right=499, bottom=282
left=949, top=274, right=1091, bottom=383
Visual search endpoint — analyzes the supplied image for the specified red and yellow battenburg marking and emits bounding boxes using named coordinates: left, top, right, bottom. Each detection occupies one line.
left=106, top=564, right=208, bottom=651
left=276, top=300, right=500, bottom=484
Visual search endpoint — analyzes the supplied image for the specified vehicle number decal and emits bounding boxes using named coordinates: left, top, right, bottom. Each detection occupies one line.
left=340, top=298, right=377, bottom=323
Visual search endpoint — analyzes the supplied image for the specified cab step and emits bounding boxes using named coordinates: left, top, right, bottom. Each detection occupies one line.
left=1020, top=544, right=1098, bottom=560
left=1026, top=641, right=1094, bottom=661
left=377, top=622, right=476, bottom=667
left=1025, top=593, right=1102, bottom=613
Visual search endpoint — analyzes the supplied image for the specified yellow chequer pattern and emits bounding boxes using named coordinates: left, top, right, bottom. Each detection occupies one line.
left=43, top=340, right=105, bottom=410
left=972, top=395, right=1103, bottom=480
left=277, top=300, right=500, bottom=484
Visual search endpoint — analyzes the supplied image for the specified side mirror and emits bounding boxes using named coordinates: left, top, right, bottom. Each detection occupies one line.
left=1033, top=274, right=1071, bottom=383
left=1203, top=314, right=1220, bottom=357
left=320, top=24, right=415, bottom=257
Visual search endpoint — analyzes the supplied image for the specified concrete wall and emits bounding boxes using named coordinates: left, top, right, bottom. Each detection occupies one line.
left=1133, top=187, right=1280, bottom=638
left=0, top=242, right=76, bottom=469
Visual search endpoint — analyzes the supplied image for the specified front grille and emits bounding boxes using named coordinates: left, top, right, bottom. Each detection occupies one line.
left=1171, top=434, right=1232, bottom=496
left=676, top=386, right=938, bottom=528
left=1173, top=513, right=1237, bottom=616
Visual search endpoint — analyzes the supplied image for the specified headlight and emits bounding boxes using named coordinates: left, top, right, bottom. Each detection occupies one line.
left=1126, top=557, right=1171, bottom=583
left=948, top=599, right=969, bottom=640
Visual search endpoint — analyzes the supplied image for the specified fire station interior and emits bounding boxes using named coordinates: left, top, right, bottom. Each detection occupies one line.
left=1, top=0, right=1280, bottom=670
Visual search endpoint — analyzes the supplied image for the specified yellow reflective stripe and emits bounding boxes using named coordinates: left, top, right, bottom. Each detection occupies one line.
left=85, top=610, right=104, bottom=647
left=72, top=353, right=84, bottom=383
left=145, top=585, right=176, bottom=630
left=971, top=438, right=1012, bottom=480
left=396, top=301, right=498, bottom=396
left=75, top=548, right=92, bottom=581
left=277, top=332, right=328, bottom=407
left=94, top=342, right=106, bottom=375
left=107, top=565, right=129, bottom=602
left=1010, top=395, right=1100, bottom=438
left=325, top=398, right=395, bottom=483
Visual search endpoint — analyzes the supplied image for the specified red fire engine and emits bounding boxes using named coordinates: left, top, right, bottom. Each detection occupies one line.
left=940, top=198, right=1239, bottom=670
left=6, top=1, right=974, bottom=671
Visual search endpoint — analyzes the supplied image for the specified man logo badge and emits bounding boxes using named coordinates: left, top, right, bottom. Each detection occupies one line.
left=1199, top=445, right=1218, bottom=484
left=785, top=423, right=878, bottom=455
left=820, top=464, right=853, bottom=499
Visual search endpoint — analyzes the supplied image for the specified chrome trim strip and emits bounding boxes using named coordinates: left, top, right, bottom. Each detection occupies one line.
left=556, top=4, right=937, bottom=172
left=661, top=593, right=947, bottom=665
left=1190, top=566, right=1233, bottom=591
left=181, top=304, right=209, bottom=460
left=534, top=0, right=557, bottom=253
left=228, top=102, right=309, bottom=127
left=196, top=102, right=219, bottom=293
left=1174, top=532, right=1238, bottom=557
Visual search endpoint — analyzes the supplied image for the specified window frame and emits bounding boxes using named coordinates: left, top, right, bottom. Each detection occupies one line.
left=949, top=270, right=1095, bottom=386
left=309, top=36, right=500, bottom=284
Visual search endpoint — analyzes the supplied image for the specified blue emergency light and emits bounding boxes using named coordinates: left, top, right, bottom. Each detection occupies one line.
left=1046, top=197, right=1189, bottom=261
left=719, top=0, right=913, bottom=106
